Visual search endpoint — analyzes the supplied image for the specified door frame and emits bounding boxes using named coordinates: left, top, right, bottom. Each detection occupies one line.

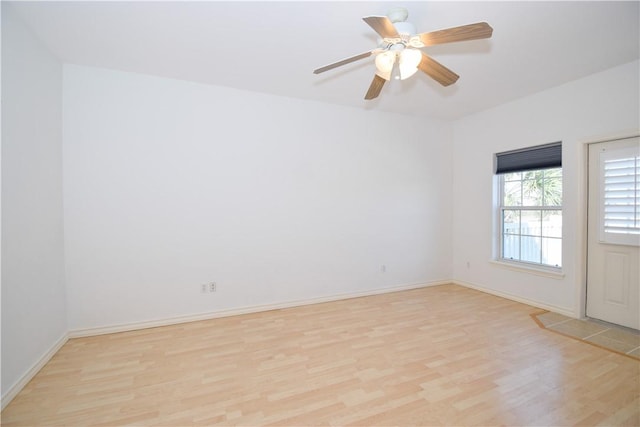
left=578, top=131, right=640, bottom=320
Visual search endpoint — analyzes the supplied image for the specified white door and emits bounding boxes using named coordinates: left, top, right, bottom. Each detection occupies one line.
left=587, top=137, right=640, bottom=329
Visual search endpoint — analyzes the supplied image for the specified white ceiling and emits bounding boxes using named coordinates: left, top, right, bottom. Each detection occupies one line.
left=8, top=1, right=640, bottom=120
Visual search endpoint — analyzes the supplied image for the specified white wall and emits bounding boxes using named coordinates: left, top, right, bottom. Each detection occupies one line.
left=452, top=60, right=640, bottom=315
left=1, top=4, right=67, bottom=398
left=63, top=65, right=453, bottom=331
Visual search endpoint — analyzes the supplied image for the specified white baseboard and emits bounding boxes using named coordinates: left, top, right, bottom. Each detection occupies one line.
left=453, top=279, right=576, bottom=318
left=69, top=280, right=450, bottom=338
left=1, top=332, right=69, bottom=410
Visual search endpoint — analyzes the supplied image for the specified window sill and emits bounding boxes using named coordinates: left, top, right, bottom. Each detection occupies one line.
left=490, top=260, right=565, bottom=279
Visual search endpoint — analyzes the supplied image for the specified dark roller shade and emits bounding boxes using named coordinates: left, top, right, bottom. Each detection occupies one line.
left=495, top=142, right=562, bottom=174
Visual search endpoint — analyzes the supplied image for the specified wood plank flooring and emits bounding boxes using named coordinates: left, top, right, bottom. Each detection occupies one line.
left=2, top=284, right=639, bottom=426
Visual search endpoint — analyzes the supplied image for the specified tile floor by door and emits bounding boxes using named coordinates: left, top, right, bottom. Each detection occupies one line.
left=533, top=311, right=640, bottom=359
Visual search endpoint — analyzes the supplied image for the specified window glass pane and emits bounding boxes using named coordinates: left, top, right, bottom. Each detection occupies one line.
left=521, top=236, right=542, bottom=263
left=541, top=237, right=562, bottom=267
left=541, top=211, right=562, bottom=238
left=503, top=172, right=522, bottom=181
left=545, top=168, right=562, bottom=179
left=503, top=181, right=522, bottom=206
left=503, top=210, right=520, bottom=235
left=543, top=177, right=562, bottom=206
left=522, top=179, right=543, bottom=206
left=521, top=210, right=541, bottom=236
left=503, top=234, right=520, bottom=260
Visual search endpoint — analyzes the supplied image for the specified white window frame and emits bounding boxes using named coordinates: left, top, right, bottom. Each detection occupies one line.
left=498, top=168, right=563, bottom=270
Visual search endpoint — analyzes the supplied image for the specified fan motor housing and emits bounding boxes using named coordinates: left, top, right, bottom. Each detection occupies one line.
left=393, top=21, right=416, bottom=39
left=387, top=7, right=409, bottom=23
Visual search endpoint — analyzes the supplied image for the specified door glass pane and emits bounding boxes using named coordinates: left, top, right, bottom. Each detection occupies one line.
left=600, top=148, right=640, bottom=245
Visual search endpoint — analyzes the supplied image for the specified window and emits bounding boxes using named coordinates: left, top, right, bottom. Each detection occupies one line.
left=495, top=142, right=562, bottom=269
left=599, top=146, right=640, bottom=246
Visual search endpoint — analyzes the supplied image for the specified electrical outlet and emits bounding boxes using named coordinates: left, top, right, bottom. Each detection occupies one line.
left=209, top=282, right=217, bottom=292
left=380, top=264, right=386, bottom=273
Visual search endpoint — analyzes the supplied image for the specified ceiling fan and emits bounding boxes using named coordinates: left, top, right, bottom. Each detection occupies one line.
left=313, top=7, right=493, bottom=100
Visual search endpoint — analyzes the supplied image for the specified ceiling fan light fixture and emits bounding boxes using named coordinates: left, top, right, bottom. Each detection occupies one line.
left=313, top=9, right=494, bottom=100
left=374, top=50, right=396, bottom=75
left=390, top=61, right=401, bottom=81
left=398, top=48, right=421, bottom=80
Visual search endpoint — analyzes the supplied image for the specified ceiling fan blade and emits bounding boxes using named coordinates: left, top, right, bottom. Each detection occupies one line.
left=364, top=74, right=386, bottom=100
left=418, top=53, right=459, bottom=86
left=418, top=22, right=493, bottom=46
left=362, top=16, right=399, bottom=39
left=314, top=51, right=375, bottom=74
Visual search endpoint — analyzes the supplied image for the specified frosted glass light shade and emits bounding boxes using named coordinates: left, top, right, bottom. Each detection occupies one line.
left=375, top=51, right=397, bottom=75
left=399, top=48, right=421, bottom=80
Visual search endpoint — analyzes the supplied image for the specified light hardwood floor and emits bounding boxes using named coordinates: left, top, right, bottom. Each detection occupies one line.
left=2, top=284, right=639, bottom=426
